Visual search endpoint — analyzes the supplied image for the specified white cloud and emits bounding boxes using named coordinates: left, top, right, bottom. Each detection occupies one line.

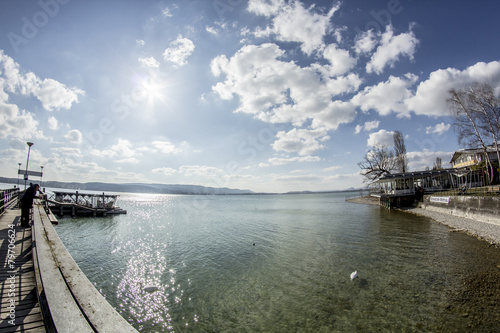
left=206, top=26, right=218, bottom=35
left=352, top=74, right=418, bottom=117
left=0, top=101, right=41, bottom=139
left=64, top=129, right=82, bottom=143
left=212, top=43, right=359, bottom=130
left=354, top=30, right=377, bottom=54
left=179, top=165, right=222, bottom=177
left=354, top=124, right=363, bottom=134
left=138, top=56, right=160, bottom=68
left=152, top=167, right=177, bottom=176
left=0, top=51, right=84, bottom=111
left=405, top=60, right=500, bottom=117
left=407, top=151, right=453, bottom=171
left=136, top=39, right=145, bottom=46
left=426, top=122, right=450, bottom=135
left=268, top=155, right=321, bottom=166
left=163, top=35, right=195, bottom=66
left=272, top=128, right=329, bottom=156
left=366, top=25, right=419, bottom=75
left=247, top=0, right=285, bottom=16
left=152, top=140, right=184, bottom=154
left=35, top=79, right=85, bottom=111
left=355, top=120, right=380, bottom=134
left=248, top=0, right=340, bottom=55
left=47, top=116, right=58, bottom=130
left=322, top=43, right=357, bottom=76
left=367, top=129, right=394, bottom=147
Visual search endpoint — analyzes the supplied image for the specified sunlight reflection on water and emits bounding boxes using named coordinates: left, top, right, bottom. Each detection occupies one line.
left=54, top=192, right=500, bottom=332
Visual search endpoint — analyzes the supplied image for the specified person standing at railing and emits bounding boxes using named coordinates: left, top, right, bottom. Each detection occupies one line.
left=20, top=183, right=40, bottom=227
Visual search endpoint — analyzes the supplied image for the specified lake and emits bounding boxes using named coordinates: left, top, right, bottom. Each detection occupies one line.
left=54, top=192, right=500, bottom=332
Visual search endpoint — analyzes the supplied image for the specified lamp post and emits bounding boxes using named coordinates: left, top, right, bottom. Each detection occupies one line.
left=40, top=166, right=44, bottom=188
left=17, top=163, right=21, bottom=188
left=24, top=142, right=34, bottom=190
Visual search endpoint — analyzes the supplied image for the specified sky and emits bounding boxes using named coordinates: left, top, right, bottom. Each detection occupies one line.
left=1, top=0, right=500, bottom=193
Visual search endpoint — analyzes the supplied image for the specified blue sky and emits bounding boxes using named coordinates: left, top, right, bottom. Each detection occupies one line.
left=1, top=0, right=500, bottom=193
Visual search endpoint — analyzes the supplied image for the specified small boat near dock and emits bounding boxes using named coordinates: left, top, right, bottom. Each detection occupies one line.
left=47, top=190, right=127, bottom=217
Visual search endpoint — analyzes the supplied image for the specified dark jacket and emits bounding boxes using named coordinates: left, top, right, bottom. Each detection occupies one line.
left=21, top=185, right=38, bottom=207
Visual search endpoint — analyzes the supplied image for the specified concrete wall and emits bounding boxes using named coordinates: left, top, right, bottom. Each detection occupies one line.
left=420, top=195, right=500, bottom=226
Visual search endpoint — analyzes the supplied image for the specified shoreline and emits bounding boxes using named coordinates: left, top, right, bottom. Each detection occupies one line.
left=347, top=196, right=500, bottom=246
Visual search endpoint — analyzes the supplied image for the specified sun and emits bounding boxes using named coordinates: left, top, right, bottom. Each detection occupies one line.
left=140, top=78, right=163, bottom=106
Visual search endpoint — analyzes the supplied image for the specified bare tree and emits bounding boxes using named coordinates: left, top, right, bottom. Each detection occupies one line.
left=358, top=145, right=397, bottom=183
left=448, top=84, right=496, bottom=184
left=433, top=157, right=442, bottom=170
left=469, top=83, right=500, bottom=167
left=393, top=130, right=408, bottom=173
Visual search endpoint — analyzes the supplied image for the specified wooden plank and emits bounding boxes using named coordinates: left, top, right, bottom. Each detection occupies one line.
left=32, top=206, right=94, bottom=333
left=37, top=205, right=138, bottom=332
left=0, top=209, right=45, bottom=333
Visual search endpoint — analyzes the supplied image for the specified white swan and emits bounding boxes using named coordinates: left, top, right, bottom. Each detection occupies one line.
left=350, top=271, right=358, bottom=281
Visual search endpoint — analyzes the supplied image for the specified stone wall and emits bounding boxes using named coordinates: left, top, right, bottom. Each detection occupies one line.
left=419, top=195, right=500, bottom=226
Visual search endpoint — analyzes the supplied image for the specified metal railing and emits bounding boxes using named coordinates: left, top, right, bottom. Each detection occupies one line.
left=0, top=187, right=20, bottom=215
left=429, top=185, right=500, bottom=197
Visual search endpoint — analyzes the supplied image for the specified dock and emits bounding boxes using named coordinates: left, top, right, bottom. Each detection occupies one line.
left=0, top=188, right=137, bottom=332
left=47, top=190, right=126, bottom=217
left=0, top=207, right=44, bottom=332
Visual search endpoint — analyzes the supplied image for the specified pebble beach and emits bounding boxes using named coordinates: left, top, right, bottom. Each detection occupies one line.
left=347, top=196, right=500, bottom=246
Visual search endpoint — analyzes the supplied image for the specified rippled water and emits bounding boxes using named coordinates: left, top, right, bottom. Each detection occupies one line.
left=54, top=192, right=500, bottom=332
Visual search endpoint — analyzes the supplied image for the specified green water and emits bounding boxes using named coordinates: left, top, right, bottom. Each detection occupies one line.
left=54, top=192, right=500, bottom=332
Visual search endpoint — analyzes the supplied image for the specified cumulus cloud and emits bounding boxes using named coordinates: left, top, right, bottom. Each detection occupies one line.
left=407, top=151, right=453, bottom=170
left=152, top=140, right=184, bottom=154
left=354, top=30, right=377, bottom=54
left=138, top=56, right=160, bottom=68
left=211, top=43, right=359, bottom=130
left=352, top=74, right=418, bottom=117
left=405, top=61, right=500, bottom=116
left=322, top=43, right=357, bottom=76
left=272, top=128, right=329, bottom=156
left=64, top=129, right=82, bottom=143
left=0, top=50, right=84, bottom=111
left=366, top=25, right=419, bottom=75
left=355, top=120, right=380, bottom=134
left=47, top=116, right=59, bottom=130
left=426, top=122, right=450, bottom=135
left=0, top=101, right=41, bottom=139
left=367, top=129, right=394, bottom=147
left=248, top=0, right=340, bottom=55
left=163, top=35, right=195, bottom=66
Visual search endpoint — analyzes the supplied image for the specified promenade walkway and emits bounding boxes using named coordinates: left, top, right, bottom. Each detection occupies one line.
left=0, top=208, right=45, bottom=332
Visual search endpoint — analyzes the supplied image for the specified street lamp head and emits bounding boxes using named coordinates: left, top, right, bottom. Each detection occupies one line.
left=27, top=142, right=34, bottom=147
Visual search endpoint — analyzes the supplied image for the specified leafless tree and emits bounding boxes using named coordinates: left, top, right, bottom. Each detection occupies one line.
left=393, top=130, right=408, bottom=173
left=433, top=157, right=442, bottom=170
left=358, top=145, right=397, bottom=183
left=448, top=83, right=500, bottom=184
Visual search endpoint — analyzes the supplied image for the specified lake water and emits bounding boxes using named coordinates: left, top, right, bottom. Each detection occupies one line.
left=53, top=192, right=500, bottom=332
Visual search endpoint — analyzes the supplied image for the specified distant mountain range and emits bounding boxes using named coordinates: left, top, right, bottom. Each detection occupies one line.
left=0, top=177, right=254, bottom=195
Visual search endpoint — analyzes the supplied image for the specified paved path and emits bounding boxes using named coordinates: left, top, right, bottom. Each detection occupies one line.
left=0, top=209, right=45, bottom=332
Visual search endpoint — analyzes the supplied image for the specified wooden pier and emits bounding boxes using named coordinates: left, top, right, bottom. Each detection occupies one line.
left=0, top=189, right=137, bottom=332
left=0, top=196, right=44, bottom=332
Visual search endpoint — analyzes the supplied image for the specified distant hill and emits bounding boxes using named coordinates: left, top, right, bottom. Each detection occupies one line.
left=0, top=177, right=254, bottom=195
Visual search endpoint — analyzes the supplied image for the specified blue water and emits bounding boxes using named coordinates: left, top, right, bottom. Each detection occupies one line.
left=54, top=192, right=500, bottom=332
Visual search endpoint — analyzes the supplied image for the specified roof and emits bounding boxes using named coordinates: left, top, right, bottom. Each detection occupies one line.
left=376, top=168, right=455, bottom=183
